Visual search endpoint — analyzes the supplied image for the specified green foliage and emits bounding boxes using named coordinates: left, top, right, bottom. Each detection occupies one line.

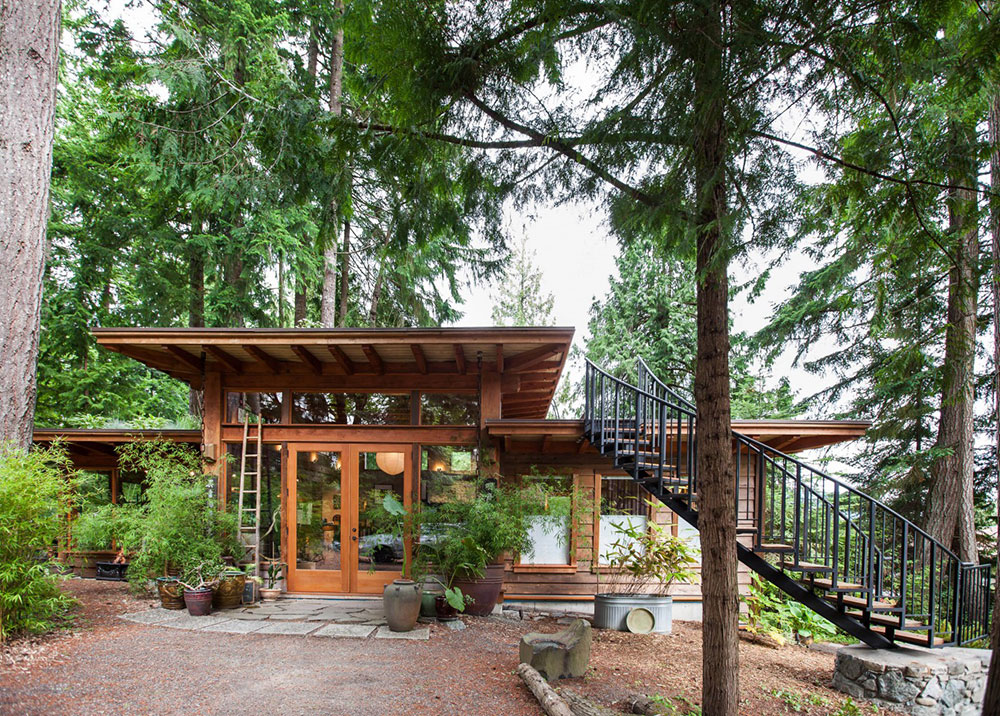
left=93, top=440, right=240, bottom=591
left=491, top=235, right=555, bottom=327
left=766, top=687, right=829, bottom=713
left=743, top=573, right=838, bottom=643
left=361, top=492, right=424, bottom=581
left=0, top=443, right=77, bottom=641
left=600, top=504, right=700, bottom=596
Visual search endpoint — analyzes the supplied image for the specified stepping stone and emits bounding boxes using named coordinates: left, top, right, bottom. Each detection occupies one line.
left=200, top=620, right=267, bottom=634
left=229, top=612, right=270, bottom=621
left=362, top=619, right=387, bottom=625
left=374, top=626, right=429, bottom=641
left=120, top=609, right=178, bottom=624
left=312, top=624, right=377, bottom=639
left=441, top=620, right=466, bottom=631
left=255, top=621, right=320, bottom=635
left=268, top=613, right=307, bottom=621
left=159, top=614, right=232, bottom=631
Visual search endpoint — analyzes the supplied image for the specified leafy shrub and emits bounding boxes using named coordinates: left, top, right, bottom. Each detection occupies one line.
left=92, top=440, right=241, bottom=591
left=743, top=572, right=838, bottom=643
left=0, top=442, right=77, bottom=641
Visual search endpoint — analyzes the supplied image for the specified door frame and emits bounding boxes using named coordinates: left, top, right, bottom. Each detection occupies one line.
left=286, top=443, right=413, bottom=594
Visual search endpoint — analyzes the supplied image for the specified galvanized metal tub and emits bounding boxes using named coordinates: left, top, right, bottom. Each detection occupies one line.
left=593, top=594, right=673, bottom=633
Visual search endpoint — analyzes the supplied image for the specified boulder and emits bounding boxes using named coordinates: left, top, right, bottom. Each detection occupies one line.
left=518, top=618, right=592, bottom=681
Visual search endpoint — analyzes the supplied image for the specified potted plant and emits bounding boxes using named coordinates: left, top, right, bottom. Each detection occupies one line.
left=260, top=560, right=284, bottom=601
left=593, top=501, right=699, bottom=633
left=179, top=562, right=223, bottom=616
left=436, top=479, right=546, bottom=617
left=363, top=492, right=424, bottom=632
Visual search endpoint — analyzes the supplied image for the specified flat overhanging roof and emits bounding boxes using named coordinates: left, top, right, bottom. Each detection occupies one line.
left=486, top=418, right=870, bottom=454
left=92, top=326, right=575, bottom=419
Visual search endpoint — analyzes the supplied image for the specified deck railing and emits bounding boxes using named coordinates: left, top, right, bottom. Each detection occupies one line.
left=583, top=357, right=993, bottom=647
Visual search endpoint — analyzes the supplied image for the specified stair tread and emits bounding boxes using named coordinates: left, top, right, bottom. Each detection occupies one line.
left=755, top=543, right=794, bottom=551
left=806, top=577, right=867, bottom=591
left=870, top=626, right=944, bottom=647
left=825, top=594, right=897, bottom=611
left=781, top=560, right=833, bottom=572
left=845, top=610, right=929, bottom=630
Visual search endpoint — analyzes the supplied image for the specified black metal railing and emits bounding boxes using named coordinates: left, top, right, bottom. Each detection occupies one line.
left=583, top=357, right=993, bottom=647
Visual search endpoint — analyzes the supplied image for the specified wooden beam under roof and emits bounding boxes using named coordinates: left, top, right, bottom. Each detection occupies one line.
left=203, top=345, right=244, bottom=374
left=362, top=344, right=385, bottom=374
left=411, top=344, right=428, bottom=374
left=327, top=345, right=355, bottom=375
left=505, top=344, right=563, bottom=372
left=163, top=345, right=203, bottom=372
left=243, top=345, right=281, bottom=374
left=290, top=345, right=323, bottom=375
left=453, top=344, right=466, bottom=374
left=496, top=344, right=504, bottom=373
left=502, top=391, right=555, bottom=405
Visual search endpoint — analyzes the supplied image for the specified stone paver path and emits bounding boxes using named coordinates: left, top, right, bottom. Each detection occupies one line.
left=118, top=598, right=431, bottom=639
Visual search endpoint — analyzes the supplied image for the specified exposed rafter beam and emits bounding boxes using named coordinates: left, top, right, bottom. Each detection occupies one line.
left=453, top=344, right=467, bottom=374
left=163, top=345, right=203, bottom=372
left=243, top=345, right=281, bottom=374
left=203, top=345, right=244, bottom=374
left=362, top=344, right=385, bottom=374
left=290, top=345, right=323, bottom=375
left=411, top=344, right=428, bottom=374
left=327, top=345, right=355, bottom=375
left=505, top=344, right=563, bottom=372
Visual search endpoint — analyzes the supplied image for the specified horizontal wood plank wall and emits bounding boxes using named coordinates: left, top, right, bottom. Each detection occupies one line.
left=498, top=452, right=755, bottom=602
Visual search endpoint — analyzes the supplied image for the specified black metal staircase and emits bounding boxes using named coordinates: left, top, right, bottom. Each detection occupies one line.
left=583, top=358, right=993, bottom=649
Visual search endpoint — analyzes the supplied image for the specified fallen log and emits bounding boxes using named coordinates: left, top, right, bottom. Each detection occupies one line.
left=561, top=689, right=621, bottom=716
left=626, top=694, right=673, bottom=715
left=516, top=663, right=575, bottom=716
left=738, top=627, right=784, bottom=649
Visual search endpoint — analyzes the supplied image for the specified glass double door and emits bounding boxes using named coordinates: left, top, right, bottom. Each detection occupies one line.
left=287, top=444, right=412, bottom=594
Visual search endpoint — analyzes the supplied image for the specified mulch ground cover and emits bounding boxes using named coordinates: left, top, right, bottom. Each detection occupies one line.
left=0, top=579, right=894, bottom=715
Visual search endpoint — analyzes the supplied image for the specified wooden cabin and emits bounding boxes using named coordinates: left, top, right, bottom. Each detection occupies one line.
left=40, top=326, right=868, bottom=617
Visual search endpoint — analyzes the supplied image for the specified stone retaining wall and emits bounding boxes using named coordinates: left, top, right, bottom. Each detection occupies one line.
left=832, top=644, right=991, bottom=715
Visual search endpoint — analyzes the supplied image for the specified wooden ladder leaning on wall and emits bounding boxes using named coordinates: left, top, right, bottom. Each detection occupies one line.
left=237, top=413, right=263, bottom=578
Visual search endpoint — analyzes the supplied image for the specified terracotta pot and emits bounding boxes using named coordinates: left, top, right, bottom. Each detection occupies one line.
left=434, top=594, right=459, bottom=622
left=452, top=563, right=505, bottom=617
left=184, top=587, right=214, bottom=616
left=213, top=572, right=246, bottom=609
left=260, top=587, right=281, bottom=602
left=383, top=578, right=421, bottom=632
left=156, top=577, right=185, bottom=610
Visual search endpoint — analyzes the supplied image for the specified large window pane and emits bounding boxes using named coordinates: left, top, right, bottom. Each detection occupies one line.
left=224, top=392, right=282, bottom=424
left=226, top=443, right=283, bottom=561
left=521, top=475, right=573, bottom=565
left=292, top=393, right=411, bottom=424
left=420, top=393, right=479, bottom=425
left=73, top=470, right=113, bottom=549
left=599, top=477, right=648, bottom=565
left=295, top=451, right=343, bottom=570
left=357, top=451, right=406, bottom=572
left=117, top=471, right=146, bottom=505
left=420, top=446, right=478, bottom=506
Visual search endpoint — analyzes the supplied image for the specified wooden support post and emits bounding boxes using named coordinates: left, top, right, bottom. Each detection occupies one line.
left=480, top=370, right=502, bottom=479
left=202, top=371, right=223, bottom=504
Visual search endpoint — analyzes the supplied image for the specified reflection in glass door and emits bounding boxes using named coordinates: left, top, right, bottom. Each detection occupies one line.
left=288, top=448, right=346, bottom=593
left=355, top=450, right=408, bottom=592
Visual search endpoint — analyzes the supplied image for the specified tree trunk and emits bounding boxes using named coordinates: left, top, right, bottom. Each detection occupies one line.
left=319, top=0, right=345, bottom=328
left=691, top=3, right=738, bottom=715
left=926, top=125, right=980, bottom=563
left=0, top=0, right=61, bottom=447
left=188, top=215, right=205, bottom=417
left=981, top=73, right=1000, bottom=716
left=339, top=216, right=351, bottom=326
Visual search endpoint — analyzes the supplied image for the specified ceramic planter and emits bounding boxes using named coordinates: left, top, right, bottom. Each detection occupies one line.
left=213, top=572, right=246, bottom=609
left=593, top=593, right=673, bottom=633
left=260, top=587, right=281, bottom=601
left=452, top=563, right=505, bottom=617
left=434, top=594, right=459, bottom=622
left=156, top=577, right=185, bottom=610
left=183, top=587, right=214, bottom=616
left=383, top=578, right=421, bottom=632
